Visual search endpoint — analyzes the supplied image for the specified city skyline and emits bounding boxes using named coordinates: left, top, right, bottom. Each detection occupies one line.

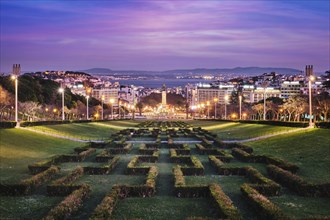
left=1, top=0, right=329, bottom=73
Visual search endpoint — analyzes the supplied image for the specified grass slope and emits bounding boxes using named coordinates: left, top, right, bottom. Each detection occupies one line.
left=0, top=129, right=84, bottom=182
left=245, top=128, right=330, bottom=183
left=188, top=121, right=297, bottom=140
left=26, top=120, right=140, bottom=140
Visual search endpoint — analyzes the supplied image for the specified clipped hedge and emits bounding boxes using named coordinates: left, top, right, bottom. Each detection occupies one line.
left=0, top=166, right=60, bottom=196
left=90, top=186, right=121, bottom=219
left=267, top=165, right=330, bottom=197
left=232, top=148, right=298, bottom=173
left=240, top=184, right=286, bottom=220
left=44, top=184, right=90, bottom=220
left=0, top=121, right=16, bottom=129
left=28, top=155, right=63, bottom=174
left=209, top=183, right=241, bottom=219
left=84, top=156, right=120, bottom=175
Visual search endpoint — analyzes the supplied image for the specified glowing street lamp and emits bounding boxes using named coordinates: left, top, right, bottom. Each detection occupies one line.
left=213, top=98, right=218, bottom=119
left=11, top=64, right=20, bottom=126
left=58, top=87, right=65, bottom=121
left=243, top=113, right=247, bottom=120
left=224, top=95, right=229, bottom=119
left=110, top=98, right=115, bottom=119
left=101, top=95, right=105, bottom=120
left=86, top=88, right=91, bottom=120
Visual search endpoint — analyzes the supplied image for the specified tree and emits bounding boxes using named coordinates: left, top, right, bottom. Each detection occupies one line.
left=0, top=86, right=14, bottom=120
left=19, top=101, right=41, bottom=121
left=136, top=102, right=144, bottom=116
left=315, top=92, right=330, bottom=121
left=252, top=103, right=263, bottom=120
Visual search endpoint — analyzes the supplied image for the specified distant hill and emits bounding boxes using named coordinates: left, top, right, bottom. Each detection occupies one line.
left=162, top=67, right=302, bottom=75
left=81, top=68, right=113, bottom=74
left=80, top=67, right=302, bottom=76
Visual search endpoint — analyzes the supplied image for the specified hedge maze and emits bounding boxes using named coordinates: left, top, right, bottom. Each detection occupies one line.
left=1, top=120, right=329, bottom=219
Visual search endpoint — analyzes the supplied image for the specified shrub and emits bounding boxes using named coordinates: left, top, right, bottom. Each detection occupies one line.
left=0, top=121, right=16, bottom=129
left=240, top=184, right=286, bottom=220
left=267, top=165, right=330, bottom=197
left=0, top=166, right=59, bottom=196
left=28, top=155, right=63, bottom=174
left=84, top=156, right=120, bottom=175
left=21, top=166, right=60, bottom=194
left=209, top=183, right=241, bottom=219
left=90, top=186, right=121, bottom=219
left=44, top=184, right=90, bottom=220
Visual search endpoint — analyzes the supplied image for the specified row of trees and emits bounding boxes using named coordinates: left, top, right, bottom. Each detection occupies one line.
left=0, top=75, right=104, bottom=121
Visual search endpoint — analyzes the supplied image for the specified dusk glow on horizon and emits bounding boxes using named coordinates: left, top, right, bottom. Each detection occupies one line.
left=0, top=0, right=329, bottom=73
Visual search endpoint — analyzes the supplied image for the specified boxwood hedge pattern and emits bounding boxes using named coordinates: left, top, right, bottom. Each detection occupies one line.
left=2, top=120, right=329, bottom=219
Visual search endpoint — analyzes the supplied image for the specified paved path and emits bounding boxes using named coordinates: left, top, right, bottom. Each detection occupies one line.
left=222, top=127, right=307, bottom=143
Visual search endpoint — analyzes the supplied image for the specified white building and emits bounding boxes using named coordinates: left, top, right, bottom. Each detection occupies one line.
left=242, top=85, right=281, bottom=103
left=280, top=81, right=304, bottom=99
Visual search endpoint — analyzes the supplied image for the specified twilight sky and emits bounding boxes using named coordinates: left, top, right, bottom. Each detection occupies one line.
left=0, top=0, right=329, bottom=73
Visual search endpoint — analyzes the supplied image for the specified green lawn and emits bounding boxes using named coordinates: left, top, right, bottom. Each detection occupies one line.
left=188, top=121, right=297, bottom=140
left=26, top=120, right=140, bottom=140
left=1, top=121, right=329, bottom=219
left=112, top=196, right=217, bottom=220
left=0, top=129, right=84, bottom=182
left=245, top=128, right=330, bottom=183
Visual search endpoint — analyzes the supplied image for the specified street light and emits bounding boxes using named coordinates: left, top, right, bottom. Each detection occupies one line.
left=86, top=95, right=89, bottom=120
left=308, top=75, right=315, bottom=127
left=110, top=98, right=115, bottom=119
left=119, top=101, right=122, bottom=119
left=58, top=87, right=65, bottom=121
left=11, top=64, right=20, bottom=126
left=239, top=95, right=242, bottom=120
left=101, top=95, right=105, bottom=120
left=206, top=101, right=210, bottom=119
left=224, top=95, right=229, bottom=119
left=213, top=98, right=218, bottom=119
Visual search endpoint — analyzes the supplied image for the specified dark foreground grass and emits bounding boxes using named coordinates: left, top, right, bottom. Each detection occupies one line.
left=0, top=129, right=83, bottom=182
left=270, top=191, right=330, bottom=218
left=112, top=196, right=217, bottom=220
left=245, top=128, right=330, bottom=183
left=0, top=195, right=63, bottom=219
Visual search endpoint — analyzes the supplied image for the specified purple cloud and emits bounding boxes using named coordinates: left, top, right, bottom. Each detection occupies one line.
left=0, top=0, right=329, bottom=72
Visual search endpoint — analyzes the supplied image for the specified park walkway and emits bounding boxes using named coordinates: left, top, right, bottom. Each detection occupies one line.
left=19, top=126, right=308, bottom=143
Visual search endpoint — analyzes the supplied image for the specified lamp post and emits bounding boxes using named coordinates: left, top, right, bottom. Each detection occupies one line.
left=110, top=98, right=115, bottom=120
left=101, top=95, right=105, bottom=120
left=58, top=87, right=65, bottom=121
left=119, top=101, right=122, bottom=119
left=263, top=88, right=267, bottom=120
left=206, top=101, right=210, bottom=119
left=86, top=88, right=91, bottom=120
left=224, top=95, right=229, bottom=119
left=213, top=98, right=218, bottom=119
left=308, top=75, right=315, bottom=127
left=11, top=64, right=20, bottom=126
left=86, top=95, right=89, bottom=120
left=239, top=95, right=242, bottom=120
